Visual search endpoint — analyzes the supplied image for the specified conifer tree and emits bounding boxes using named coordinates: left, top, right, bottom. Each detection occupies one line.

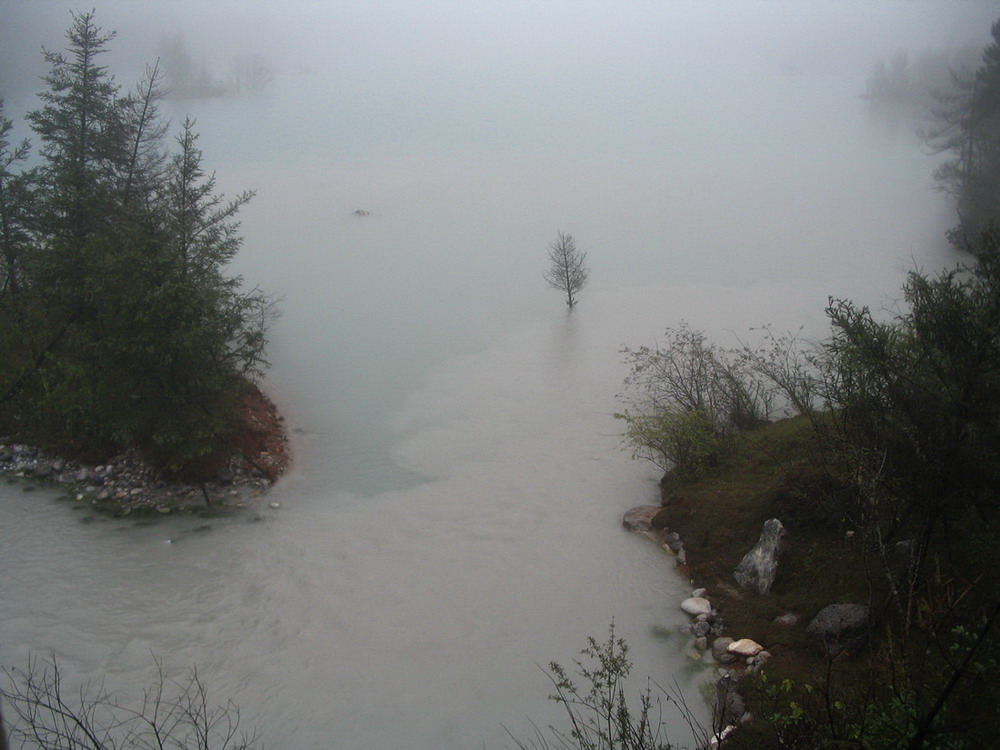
left=0, top=11, right=272, bottom=475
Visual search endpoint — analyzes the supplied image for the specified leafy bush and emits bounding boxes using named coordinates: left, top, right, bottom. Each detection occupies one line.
left=616, top=323, right=774, bottom=478
left=615, top=408, right=721, bottom=479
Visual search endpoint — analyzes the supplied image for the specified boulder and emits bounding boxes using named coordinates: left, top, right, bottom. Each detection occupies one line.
left=727, top=638, right=764, bottom=657
left=692, top=620, right=711, bottom=637
left=733, top=518, right=786, bottom=595
left=806, top=603, right=871, bottom=658
left=712, top=637, right=739, bottom=664
left=622, top=505, right=661, bottom=532
left=714, top=675, right=746, bottom=726
left=681, top=597, right=712, bottom=617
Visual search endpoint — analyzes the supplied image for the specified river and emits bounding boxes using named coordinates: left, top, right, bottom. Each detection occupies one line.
left=0, top=2, right=990, bottom=748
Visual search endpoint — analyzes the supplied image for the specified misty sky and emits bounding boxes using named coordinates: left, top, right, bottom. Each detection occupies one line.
left=2, top=1, right=997, bottom=113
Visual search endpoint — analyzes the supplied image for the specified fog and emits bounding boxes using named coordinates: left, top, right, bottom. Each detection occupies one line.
left=1, top=2, right=997, bottom=748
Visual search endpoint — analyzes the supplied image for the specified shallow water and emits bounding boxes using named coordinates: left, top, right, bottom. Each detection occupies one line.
left=0, top=2, right=988, bottom=747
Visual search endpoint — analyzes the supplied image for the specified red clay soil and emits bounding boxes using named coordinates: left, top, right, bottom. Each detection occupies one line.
left=232, top=384, right=291, bottom=482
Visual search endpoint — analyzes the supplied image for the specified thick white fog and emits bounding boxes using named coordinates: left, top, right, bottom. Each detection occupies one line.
left=1, top=2, right=998, bottom=748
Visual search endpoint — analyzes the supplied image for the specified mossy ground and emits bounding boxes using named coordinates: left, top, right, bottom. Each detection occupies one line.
left=653, top=416, right=875, bottom=685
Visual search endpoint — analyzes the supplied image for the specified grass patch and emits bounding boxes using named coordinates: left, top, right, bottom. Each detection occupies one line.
left=653, top=416, right=873, bottom=684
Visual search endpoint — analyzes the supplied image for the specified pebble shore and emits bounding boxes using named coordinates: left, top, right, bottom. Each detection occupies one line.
left=0, top=441, right=277, bottom=515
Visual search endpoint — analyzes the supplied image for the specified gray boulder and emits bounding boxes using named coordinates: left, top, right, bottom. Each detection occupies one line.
left=733, top=518, right=786, bottom=595
left=806, top=603, right=871, bottom=658
left=622, top=505, right=661, bottom=532
left=711, top=637, right=739, bottom=664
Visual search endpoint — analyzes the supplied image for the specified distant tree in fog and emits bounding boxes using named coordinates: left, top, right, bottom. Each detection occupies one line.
left=544, top=230, right=589, bottom=308
left=923, top=18, right=1000, bottom=255
left=159, top=31, right=275, bottom=100
left=229, top=54, right=276, bottom=96
left=159, top=30, right=227, bottom=99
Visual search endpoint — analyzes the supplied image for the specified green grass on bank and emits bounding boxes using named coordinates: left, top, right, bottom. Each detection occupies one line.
left=653, top=416, right=873, bottom=681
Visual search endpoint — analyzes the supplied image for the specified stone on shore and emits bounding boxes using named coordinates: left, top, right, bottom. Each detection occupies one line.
left=681, top=597, right=712, bottom=617
left=806, top=603, right=871, bottom=658
left=733, top=518, right=786, bottom=595
left=711, top=637, right=739, bottom=664
left=622, top=505, right=661, bottom=532
left=727, top=638, right=764, bottom=657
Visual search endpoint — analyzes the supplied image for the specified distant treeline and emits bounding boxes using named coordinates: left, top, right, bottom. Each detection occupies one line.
left=924, top=19, right=1000, bottom=255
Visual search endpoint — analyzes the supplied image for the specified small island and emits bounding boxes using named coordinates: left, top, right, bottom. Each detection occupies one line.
left=0, top=11, right=284, bottom=513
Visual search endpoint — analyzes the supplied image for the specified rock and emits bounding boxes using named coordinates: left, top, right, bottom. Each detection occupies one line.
left=727, top=638, right=764, bottom=657
left=709, top=725, right=736, bottom=750
left=662, top=532, right=684, bottom=554
left=692, top=620, right=711, bottom=637
left=694, top=636, right=709, bottom=650
left=622, top=505, right=661, bottom=532
left=712, top=637, right=739, bottom=664
left=681, top=597, right=712, bottom=617
left=773, top=612, right=800, bottom=626
left=806, top=603, right=871, bottom=658
left=714, top=677, right=746, bottom=726
left=692, top=587, right=706, bottom=598
left=747, top=649, right=772, bottom=675
left=733, top=518, right=786, bottom=595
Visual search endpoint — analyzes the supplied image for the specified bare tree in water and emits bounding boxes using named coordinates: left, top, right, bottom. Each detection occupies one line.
left=544, top=231, right=590, bottom=308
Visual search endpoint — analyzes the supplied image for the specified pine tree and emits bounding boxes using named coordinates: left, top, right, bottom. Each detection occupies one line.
left=0, top=11, right=273, bottom=475
left=927, top=18, right=1000, bottom=254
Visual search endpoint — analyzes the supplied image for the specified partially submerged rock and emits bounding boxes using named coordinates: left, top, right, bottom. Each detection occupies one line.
left=622, top=505, right=661, bottom=532
left=733, top=518, right=786, bottom=595
left=681, top=597, right=712, bottom=617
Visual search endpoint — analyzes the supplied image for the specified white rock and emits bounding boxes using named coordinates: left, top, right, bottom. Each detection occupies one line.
left=692, top=587, right=706, bottom=598
left=709, top=725, right=736, bottom=749
left=269, top=501, right=281, bottom=509
left=681, top=597, right=712, bottom=617
left=727, top=638, right=764, bottom=657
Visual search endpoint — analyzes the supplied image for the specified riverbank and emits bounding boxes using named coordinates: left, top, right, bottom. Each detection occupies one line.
left=625, top=417, right=875, bottom=737
left=0, top=385, right=291, bottom=516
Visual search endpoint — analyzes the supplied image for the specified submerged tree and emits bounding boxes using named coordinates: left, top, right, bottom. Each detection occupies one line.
left=544, top=230, right=590, bottom=308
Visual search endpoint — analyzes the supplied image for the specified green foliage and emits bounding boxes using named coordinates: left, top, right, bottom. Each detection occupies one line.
left=616, top=323, right=774, bottom=477
left=821, top=248, right=1000, bottom=533
left=0, top=11, right=272, bottom=475
left=616, top=233, right=1000, bottom=748
left=615, top=408, right=720, bottom=479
